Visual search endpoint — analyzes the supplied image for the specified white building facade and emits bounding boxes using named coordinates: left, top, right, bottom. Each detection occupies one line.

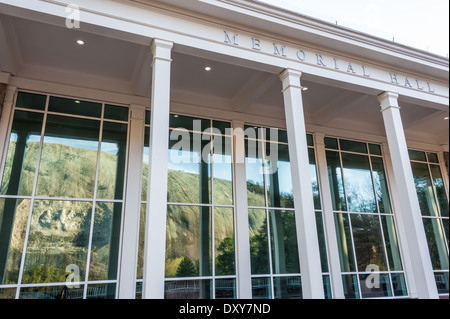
left=0, top=0, right=448, bottom=299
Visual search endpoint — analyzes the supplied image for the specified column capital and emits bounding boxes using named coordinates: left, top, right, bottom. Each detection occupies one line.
left=151, top=38, right=173, bottom=64
left=377, top=91, right=400, bottom=111
left=279, top=68, right=303, bottom=92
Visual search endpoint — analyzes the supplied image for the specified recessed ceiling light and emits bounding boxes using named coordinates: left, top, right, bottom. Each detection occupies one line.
left=301, top=86, right=308, bottom=91
left=76, top=40, right=85, bottom=46
left=204, top=66, right=212, bottom=71
left=75, top=100, right=81, bottom=104
left=444, top=116, right=449, bottom=120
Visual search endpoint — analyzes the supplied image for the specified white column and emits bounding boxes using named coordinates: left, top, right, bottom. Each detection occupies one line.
left=314, top=133, right=346, bottom=299
left=142, top=38, right=173, bottom=299
left=232, top=120, right=253, bottom=299
left=381, top=142, right=419, bottom=298
left=378, top=91, right=439, bottom=299
left=279, top=69, right=324, bottom=299
left=117, top=106, right=145, bottom=299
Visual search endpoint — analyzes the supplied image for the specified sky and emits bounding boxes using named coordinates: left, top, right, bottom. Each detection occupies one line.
left=257, top=0, right=449, bottom=57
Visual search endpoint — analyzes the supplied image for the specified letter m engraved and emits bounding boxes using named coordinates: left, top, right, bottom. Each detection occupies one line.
left=224, top=31, right=239, bottom=45
left=273, top=43, right=286, bottom=56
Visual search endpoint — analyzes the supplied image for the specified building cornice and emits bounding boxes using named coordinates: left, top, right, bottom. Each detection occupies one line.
left=150, top=0, right=448, bottom=80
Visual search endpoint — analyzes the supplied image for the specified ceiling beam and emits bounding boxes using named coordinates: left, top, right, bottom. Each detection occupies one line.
left=312, top=91, right=367, bottom=125
left=231, top=72, right=278, bottom=113
left=133, top=46, right=153, bottom=97
left=403, top=109, right=447, bottom=129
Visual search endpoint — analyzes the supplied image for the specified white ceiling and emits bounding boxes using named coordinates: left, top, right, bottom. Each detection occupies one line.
left=1, top=14, right=448, bottom=146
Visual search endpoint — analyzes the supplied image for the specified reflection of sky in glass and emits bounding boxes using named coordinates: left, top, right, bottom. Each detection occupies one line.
left=43, top=136, right=98, bottom=151
left=42, top=137, right=118, bottom=155
left=277, top=161, right=293, bottom=194
left=343, top=167, right=376, bottom=212
left=213, top=153, right=232, bottom=182
left=168, top=149, right=204, bottom=175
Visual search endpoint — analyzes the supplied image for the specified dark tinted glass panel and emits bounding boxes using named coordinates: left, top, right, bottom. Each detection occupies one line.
left=16, top=92, right=46, bottom=111
left=324, top=137, right=338, bottom=150
left=212, top=120, right=231, bottom=135
left=427, top=152, right=439, bottom=163
left=306, top=134, right=314, bottom=147
left=340, top=139, right=367, bottom=154
left=48, top=96, right=102, bottom=118
left=409, top=150, right=426, bottom=162
left=104, top=104, right=129, bottom=122
left=170, top=114, right=209, bottom=132
left=368, top=144, right=382, bottom=156
left=264, top=128, right=288, bottom=143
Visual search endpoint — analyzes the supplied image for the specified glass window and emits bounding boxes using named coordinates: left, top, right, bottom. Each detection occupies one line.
left=104, top=104, right=129, bottom=122
left=246, top=130, right=330, bottom=299
left=0, top=93, right=128, bottom=299
left=35, top=115, right=100, bottom=198
left=410, top=149, right=449, bottom=295
left=48, top=96, right=102, bottom=118
left=0, top=111, right=44, bottom=196
left=341, top=153, right=377, bottom=213
left=168, top=130, right=211, bottom=204
left=339, top=139, right=367, bottom=154
left=15, top=92, right=46, bottom=111
left=327, top=137, right=407, bottom=299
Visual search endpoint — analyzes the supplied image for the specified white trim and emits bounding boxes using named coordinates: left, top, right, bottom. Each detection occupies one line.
left=313, top=132, right=345, bottom=299
left=117, top=106, right=145, bottom=299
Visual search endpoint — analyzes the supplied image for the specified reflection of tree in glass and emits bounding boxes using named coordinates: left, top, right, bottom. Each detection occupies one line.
left=215, top=237, right=235, bottom=276
left=176, top=257, right=197, bottom=277
left=351, top=215, right=387, bottom=271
